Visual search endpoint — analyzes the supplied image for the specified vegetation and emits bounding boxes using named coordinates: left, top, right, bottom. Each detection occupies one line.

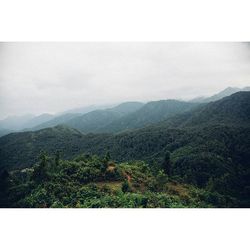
left=0, top=153, right=240, bottom=208
left=0, top=92, right=250, bottom=207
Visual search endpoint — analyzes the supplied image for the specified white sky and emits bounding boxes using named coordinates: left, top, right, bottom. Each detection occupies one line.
left=0, top=42, right=250, bottom=119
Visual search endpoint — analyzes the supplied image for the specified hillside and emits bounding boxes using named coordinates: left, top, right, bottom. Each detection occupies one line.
left=162, top=91, right=250, bottom=128
left=1, top=125, right=249, bottom=207
left=0, top=128, right=13, bottom=137
left=191, top=86, right=250, bottom=103
left=31, top=102, right=144, bottom=132
left=97, top=100, right=198, bottom=133
left=0, top=153, right=238, bottom=208
left=1, top=92, right=250, bottom=170
left=0, top=114, right=35, bottom=131
left=22, top=113, right=55, bottom=129
left=1, top=92, right=250, bottom=206
left=65, top=110, right=124, bottom=133
left=31, top=113, right=81, bottom=131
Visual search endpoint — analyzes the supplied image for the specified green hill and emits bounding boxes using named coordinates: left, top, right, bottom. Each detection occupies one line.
left=31, top=113, right=81, bottom=131
left=161, top=91, right=250, bottom=128
left=1, top=92, right=250, bottom=207
left=97, top=100, right=198, bottom=133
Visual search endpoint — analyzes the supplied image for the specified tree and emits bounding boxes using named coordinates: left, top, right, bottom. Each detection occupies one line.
left=0, top=170, right=10, bottom=207
left=33, top=153, right=49, bottom=183
left=102, top=151, right=111, bottom=172
left=162, top=151, right=172, bottom=176
left=122, top=180, right=131, bottom=193
left=55, top=150, right=60, bottom=166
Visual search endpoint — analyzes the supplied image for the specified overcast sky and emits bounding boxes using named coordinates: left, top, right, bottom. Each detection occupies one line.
left=0, top=42, right=250, bottom=119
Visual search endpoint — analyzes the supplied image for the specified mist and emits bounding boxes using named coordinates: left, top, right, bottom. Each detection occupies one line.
left=0, top=42, right=250, bottom=119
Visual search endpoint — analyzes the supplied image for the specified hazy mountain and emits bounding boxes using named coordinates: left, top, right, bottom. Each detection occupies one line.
left=62, top=102, right=144, bottom=133
left=1, top=92, right=249, bottom=170
left=65, top=110, right=124, bottom=133
left=0, top=114, right=35, bottom=131
left=109, top=102, right=144, bottom=114
left=0, top=128, right=13, bottom=137
left=31, top=113, right=81, bottom=131
left=29, top=102, right=143, bottom=132
left=97, top=100, right=198, bottom=133
left=22, top=113, right=55, bottom=129
left=162, top=91, right=250, bottom=128
left=60, top=104, right=115, bottom=115
left=191, top=86, right=250, bottom=103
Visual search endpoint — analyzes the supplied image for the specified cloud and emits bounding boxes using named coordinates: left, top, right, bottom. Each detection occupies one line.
left=0, top=42, right=250, bottom=118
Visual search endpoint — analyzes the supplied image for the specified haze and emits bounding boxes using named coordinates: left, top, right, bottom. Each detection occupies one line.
left=0, top=42, right=250, bottom=119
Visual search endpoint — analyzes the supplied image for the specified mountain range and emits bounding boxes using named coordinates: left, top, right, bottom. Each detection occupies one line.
left=191, top=86, right=250, bottom=103
left=1, top=89, right=250, bottom=207
left=1, top=91, right=249, bottom=170
left=0, top=86, right=249, bottom=137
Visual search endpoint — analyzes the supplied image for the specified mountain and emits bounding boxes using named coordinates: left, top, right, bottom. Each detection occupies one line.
left=65, top=110, right=124, bottom=133
left=1, top=92, right=250, bottom=207
left=1, top=93, right=250, bottom=207
left=60, top=104, right=115, bottom=115
left=22, top=113, right=54, bottom=129
left=0, top=113, right=54, bottom=132
left=31, top=113, right=81, bottom=131
left=191, top=86, right=250, bottom=103
left=1, top=91, right=249, bottom=171
left=0, top=128, right=13, bottom=137
left=61, top=102, right=144, bottom=133
left=96, top=100, right=198, bottom=133
left=109, top=102, right=144, bottom=114
left=0, top=114, right=35, bottom=131
left=0, top=125, right=84, bottom=169
left=29, top=102, right=144, bottom=132
left=162, top=91, right=250, bottom=128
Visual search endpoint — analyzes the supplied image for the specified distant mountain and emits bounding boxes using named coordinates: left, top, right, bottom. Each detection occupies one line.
left=162, top=91, right=250, bottom=128
left=31, top=113, right=81, bottom=131
left=1, top=92, right=250, bottom=170
left=108, top=102, right=144, bottom=115
left=1, top=92, right=250, bottom=207
left=0, top=114, right=35, bottom=131
left=191, top=86, right=250, bottom=103
left=60, top=104, right=114, bottom=115
left=30, top=102, right=144, bottom=132
left=97, top=100, right=198, bottom=133
left=65, top=110, right=124, bottom=133
left=0, top=128, right=13, bottom=137
left=61, top=102, right=144, bottom=133
left=22, top=113, right=54, bottom=129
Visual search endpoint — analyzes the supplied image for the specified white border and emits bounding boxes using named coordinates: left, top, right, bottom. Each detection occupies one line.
left=0, top=0, right=250, bottom=249
left=0, top=209, right=249, bottom=250
left=0, top=0, right=250, bottom=41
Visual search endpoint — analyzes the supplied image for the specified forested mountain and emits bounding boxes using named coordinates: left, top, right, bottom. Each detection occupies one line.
left=61, top=102, right=144, bottom=133
left=1, top=92, right=249, bottom=170
left=31, top=113, right=81, bottom=131
left=161, top=91, right=250, bottom=128
left=107, top=102, right=144, bottom=115
left=1, top=92, right=250, bottom=207
left=22, top=113, right=55, bottom=130
left=60, top=103, right=114, bottom=115
left=0, top=114, right=35, bottom=131
left=0, top=153, right=238, bottom=208
left=30, top=102, right=144, bottom=132
left=191, top=86, right=250, bottom=103
left=0, top=128, right=13, bottom=137
left=64, top=110, right=124, bottom=133
left=96, top=100, right=198, bottom=133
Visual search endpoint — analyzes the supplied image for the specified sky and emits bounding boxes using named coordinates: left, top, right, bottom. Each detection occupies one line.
left=0, top=42, right=250, bottom=119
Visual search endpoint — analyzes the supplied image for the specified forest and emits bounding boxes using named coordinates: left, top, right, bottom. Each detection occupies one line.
left=0, top=91, right=250, bottom=208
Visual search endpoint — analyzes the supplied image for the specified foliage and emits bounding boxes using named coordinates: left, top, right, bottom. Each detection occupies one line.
left=0, top=92, right=250, bottom=207
left=0, top=152, right=246, bottom=208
